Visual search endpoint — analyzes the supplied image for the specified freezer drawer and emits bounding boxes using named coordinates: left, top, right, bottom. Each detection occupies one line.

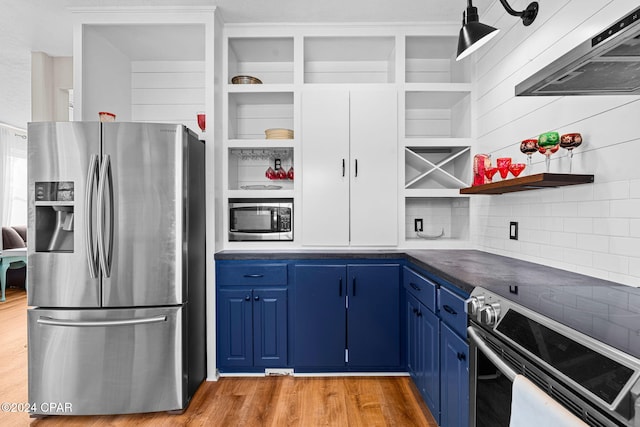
left=28, top=306, right=187, bottom=416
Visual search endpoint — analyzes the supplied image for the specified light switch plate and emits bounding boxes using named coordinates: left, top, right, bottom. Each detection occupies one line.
left=510, top=222, right=518, bottom=240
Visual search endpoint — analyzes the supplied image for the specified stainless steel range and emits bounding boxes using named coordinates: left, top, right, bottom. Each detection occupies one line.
left=467, top=286, right=640, bottom=427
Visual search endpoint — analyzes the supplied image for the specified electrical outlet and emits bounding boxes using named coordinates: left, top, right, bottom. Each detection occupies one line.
left=415, top=218, right=423, bottom=232
left=510, top=221, right=518, bottom=240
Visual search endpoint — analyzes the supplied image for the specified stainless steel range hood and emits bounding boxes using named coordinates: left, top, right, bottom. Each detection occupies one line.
left=516, top=6, right=640, bottom=96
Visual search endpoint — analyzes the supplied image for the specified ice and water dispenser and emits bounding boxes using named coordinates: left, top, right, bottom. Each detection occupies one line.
left=34, top=182, right=74, bottom=252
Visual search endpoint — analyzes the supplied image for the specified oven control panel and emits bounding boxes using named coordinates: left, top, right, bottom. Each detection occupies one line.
left=466, top=290, right=503, bottom=327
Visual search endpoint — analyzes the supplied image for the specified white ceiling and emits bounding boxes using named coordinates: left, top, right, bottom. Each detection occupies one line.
left=0, top=0, right=495, bottom=128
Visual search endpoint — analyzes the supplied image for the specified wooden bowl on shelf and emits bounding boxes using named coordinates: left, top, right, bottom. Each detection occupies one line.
left=265, top=128, right=294, bottom=139
left=231, top=75, right=262, bottom=84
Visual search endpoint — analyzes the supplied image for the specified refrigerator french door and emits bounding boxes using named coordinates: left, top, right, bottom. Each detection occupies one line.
left=27, top=122, right=205, bottom=416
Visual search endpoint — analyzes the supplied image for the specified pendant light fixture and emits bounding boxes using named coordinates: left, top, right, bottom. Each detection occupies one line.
left=456, top=0, right=539, bottom=61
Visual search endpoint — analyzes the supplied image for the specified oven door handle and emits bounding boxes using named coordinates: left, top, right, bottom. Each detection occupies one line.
left=468, top=326, right=517, bottom=382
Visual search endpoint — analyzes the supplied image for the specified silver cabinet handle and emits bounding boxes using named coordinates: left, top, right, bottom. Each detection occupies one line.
left=97, top=154, right=113, bottom=277
left=37, top=315, right=167, bottom=327
left=84, top=154, right=99, bottom=278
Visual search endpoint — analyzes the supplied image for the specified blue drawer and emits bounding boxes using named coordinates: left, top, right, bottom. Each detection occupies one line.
left=438, top=286, right=467, bottom=338
left=217, top=263, right=288, bottom=286
left=403, top=266, right=437, bottom=312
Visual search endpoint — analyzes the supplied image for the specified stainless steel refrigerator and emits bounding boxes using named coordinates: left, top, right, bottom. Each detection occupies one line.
left=27, top=122, right=206, bottom=416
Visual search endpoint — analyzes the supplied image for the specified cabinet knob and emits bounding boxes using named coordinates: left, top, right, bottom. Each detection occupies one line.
left=412, top=308, right=418, bottom=314
left=244, top=295, right=251, bottom=301
left=457, top=352, right=466, bottom=361
left=254, top=295, right=260, bottom=301
left=416, top=310, right=422, bottom=317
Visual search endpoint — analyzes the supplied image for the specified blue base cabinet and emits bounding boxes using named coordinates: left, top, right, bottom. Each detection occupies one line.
left=406, top=292, right=440, bottom=423
left=294, top=263, right=401, bottom=371
left=440, top=322, right=469, bottom=427
left=404, top=265, right=470, bottom=427
left=217, top=262, right=289, bottom=373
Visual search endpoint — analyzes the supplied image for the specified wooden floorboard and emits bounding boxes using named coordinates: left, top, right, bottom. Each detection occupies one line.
left=0, top=288, right=437, bottom=426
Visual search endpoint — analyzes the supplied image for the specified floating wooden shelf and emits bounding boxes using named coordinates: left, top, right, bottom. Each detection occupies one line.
left=460, top=173, right=594, bottom=195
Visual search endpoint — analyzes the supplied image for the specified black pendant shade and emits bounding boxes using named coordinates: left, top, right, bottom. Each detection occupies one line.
left=456, top=0, right=538, bottom=61
left=456, top=19, right=499, bottom=61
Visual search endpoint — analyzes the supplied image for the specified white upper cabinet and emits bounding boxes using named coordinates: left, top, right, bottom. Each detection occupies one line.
left=301, top=90, right=351, bottom=246
left=301, top=89, right=398, bottom=246
left=349, top=89, right=398, bottom=246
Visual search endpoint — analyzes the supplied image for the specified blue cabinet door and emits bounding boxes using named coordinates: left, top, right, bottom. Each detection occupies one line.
left=218, top=288, right=253, bottom=367
left=440, top=322, right=470, bottom=427
left=253, top=288, right=288, bottom=367
left=406, top=294, right=421, bottom=380
left=294, top=265, right=347, bottom=367
left=419, top=300, right=440, bottom=423
left=406, top=292, right=440, bottom=423
left=348, top=264, right=400, bottom=367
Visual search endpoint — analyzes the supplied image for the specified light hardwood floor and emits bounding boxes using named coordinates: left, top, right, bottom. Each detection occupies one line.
left=0, top=288, right=436, bottom=426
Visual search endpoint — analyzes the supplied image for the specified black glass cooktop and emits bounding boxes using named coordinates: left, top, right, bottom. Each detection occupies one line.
left=486, top=283, right=640, bottom=361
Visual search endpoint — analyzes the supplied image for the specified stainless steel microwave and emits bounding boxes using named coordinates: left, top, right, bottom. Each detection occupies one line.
left=229, top=199, right=293, bottom=241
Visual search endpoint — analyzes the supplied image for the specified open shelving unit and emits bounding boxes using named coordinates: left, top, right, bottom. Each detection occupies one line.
left=401, top=34, right=472, bottom=247
left=228, top=37, right=294, bottom=84
left=304, top=36, right=396, bottom=84
left=222, top=25, right=475, bottom=248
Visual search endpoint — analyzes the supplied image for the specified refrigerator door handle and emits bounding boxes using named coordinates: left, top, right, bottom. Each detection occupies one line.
left=84, top=154, right=99, bottom=278
left=37, top=315, right=167, bottom=327
left=97, top=154, right=113, bottom=278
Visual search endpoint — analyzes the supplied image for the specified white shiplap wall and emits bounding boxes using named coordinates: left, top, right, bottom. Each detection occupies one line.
left=131, top=61, right=205, bottom=133
left=473, top=0, right=640, bottom=287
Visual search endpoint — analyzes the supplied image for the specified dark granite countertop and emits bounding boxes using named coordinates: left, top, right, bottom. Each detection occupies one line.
left=215, top=249, right=624, bottom=294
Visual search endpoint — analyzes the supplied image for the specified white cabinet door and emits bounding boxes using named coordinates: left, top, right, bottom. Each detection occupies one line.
left=350, top=89, right=398, bottom=246
left=301, top=90, right=350, bottom=246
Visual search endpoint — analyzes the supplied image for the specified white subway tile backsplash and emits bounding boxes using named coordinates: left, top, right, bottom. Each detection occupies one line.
left=592, top=218, right=630, bottom=237
left=630, top=179, right=640, bottom=198
left=549, top=231, right=577, bottom=248
left=551, top=202, right=578, bottom=217
left=562, top=248, right=594, bottom=268
left=521, top=229, right=551, bottom=245
left=536, top=187, right=565, bottom=203
left=577, top=200, right=611, bottom=218
left=592, top=254, right=629, bottom=276
left=610, top=199, right=640, bottom=218
left=519, top=241, right=542, bottom=258
left=563, top=217, right=593, bottom=234
left=576, top=234, right=609, bottom=253
left=593, top=181, right=629, bottom=201
left=627, top=262, right=640, bottom=286
left=610, top=237, right=640, bottom=258
left=630, top=219, right=640, bottom=238
left=564, top=184, right=594, bottom=202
